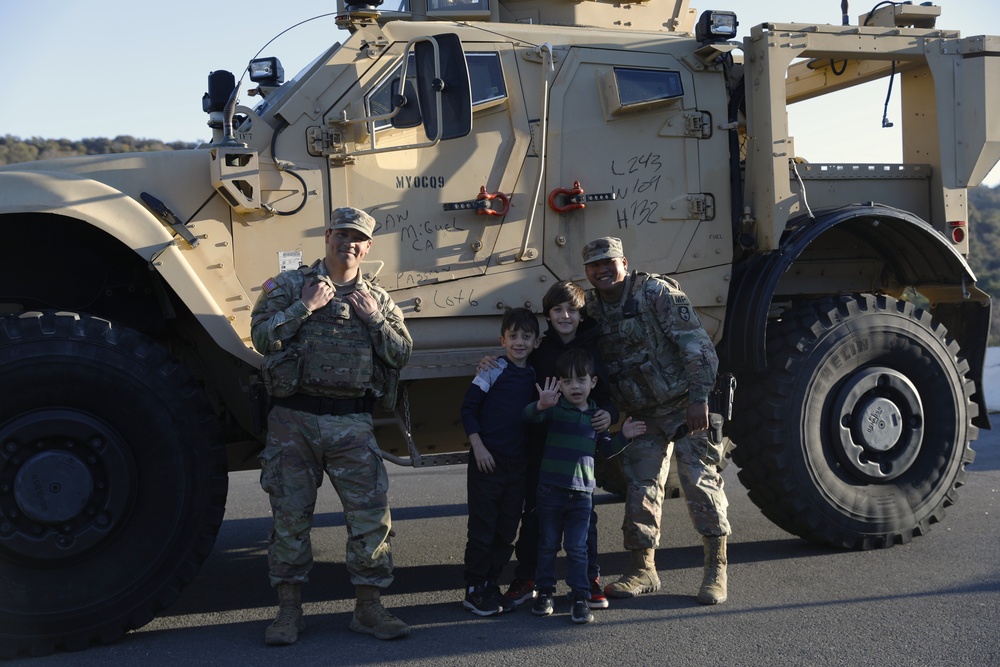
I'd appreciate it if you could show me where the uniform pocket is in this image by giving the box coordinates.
[262,348,301,398]
[258,446,285,497]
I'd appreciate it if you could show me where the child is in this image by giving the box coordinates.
[495,281,618,611]
[460,307,540,616]
[524,348,645,624]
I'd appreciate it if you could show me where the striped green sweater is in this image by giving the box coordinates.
[523,397,630,492]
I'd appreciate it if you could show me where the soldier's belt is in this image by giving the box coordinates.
[272,393,374,416]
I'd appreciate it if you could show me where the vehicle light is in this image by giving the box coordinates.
[696,10,738,43]
[948,220,967,244]
[248,57,285,87]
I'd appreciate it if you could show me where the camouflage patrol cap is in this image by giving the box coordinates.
[329,207,376,239]
[582,237,624,264]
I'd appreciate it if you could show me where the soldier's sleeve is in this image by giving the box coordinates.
[249,274,311,354]
[649,278,719,403]
[598,430,630,459]
[367,288,413,370]
[588,347,621,424]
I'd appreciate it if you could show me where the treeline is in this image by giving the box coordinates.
[4,133,1000,342]
[0,135,198,165]
[967,186,1000,344]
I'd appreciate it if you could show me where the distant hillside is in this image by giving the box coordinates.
[0,135,198,164]
[4,134,1000,342]
[968,185,1000,344]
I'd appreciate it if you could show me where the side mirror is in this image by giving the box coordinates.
[413,33,472,141]
[390,78,423,129]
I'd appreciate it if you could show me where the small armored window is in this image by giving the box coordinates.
[604,68,684,116]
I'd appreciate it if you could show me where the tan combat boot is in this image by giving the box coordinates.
[349,585,411,640]
[697,535,728,605]
[604,548,661,598]
[264,583,305,646]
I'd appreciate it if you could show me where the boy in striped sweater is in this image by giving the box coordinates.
[523,348,645,624]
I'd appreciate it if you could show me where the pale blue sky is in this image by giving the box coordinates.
[2,0,998,185]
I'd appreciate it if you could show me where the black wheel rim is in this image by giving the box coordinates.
[831,366,923,482]
[1,409,135,561]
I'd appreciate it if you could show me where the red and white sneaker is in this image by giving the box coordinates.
[587,578,609,609]
[504,578,537,605]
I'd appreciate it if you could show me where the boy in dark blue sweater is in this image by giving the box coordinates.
[460,307,540,616]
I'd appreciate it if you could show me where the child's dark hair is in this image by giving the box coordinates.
[501,307,540,337]
[542,280,586,315]
[555,348,594,379]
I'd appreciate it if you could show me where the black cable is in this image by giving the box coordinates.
[861,2,901,127]
[268,119,308,216]
[881,61,896,128]
[863,1,898,26]
[274,169,309,216]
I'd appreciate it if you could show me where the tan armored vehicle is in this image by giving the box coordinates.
[1,0,996,655]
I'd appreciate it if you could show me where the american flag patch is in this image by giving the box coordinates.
[262,277,279,294]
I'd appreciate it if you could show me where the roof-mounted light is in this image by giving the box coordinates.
[696,10,738,43]
[344,0,384,11]
[248,57,285,87]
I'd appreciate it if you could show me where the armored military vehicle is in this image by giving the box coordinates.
[1,0,996,655]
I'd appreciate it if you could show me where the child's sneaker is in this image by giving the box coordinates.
[463,584,500,617]
[488,581,516,613]
[531,591,554,617]
[587,578,609,609]
[571,599,594,624]
[503,578,537,605]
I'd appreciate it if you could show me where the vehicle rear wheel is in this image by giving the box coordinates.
[0,311,228,657]
[729,294,977,549]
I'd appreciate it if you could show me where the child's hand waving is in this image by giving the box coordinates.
[535,377,561,410]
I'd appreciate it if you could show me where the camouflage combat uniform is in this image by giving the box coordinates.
[586,271,730,549]
[251,258,412,588]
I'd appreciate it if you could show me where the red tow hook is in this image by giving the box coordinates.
[443,186,510,216]
[476,186,510,216]
[548,180,586,212]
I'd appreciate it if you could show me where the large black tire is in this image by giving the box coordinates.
[729,294,977,550]
[0,312,228,657]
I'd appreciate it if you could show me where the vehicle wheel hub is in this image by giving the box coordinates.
[833,367,923,482]
[15,451,93,523]
[0,409,134,560]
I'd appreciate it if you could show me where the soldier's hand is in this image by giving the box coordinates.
[591,409,612,432]
[686,401,710,433]
[621,416,646,440]
[477,355,499,374]
[301,278,335,312]
[345,289,378,323]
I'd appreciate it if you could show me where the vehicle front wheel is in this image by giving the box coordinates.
[0,311,228,657]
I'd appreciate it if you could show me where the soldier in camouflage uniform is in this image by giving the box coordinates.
[582,237,730,605]
[251,207,413,645]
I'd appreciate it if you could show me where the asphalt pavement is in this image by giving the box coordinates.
[15,426,1000,667]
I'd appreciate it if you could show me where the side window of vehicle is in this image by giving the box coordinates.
[366,51,506,132]
[602,67,684,116]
